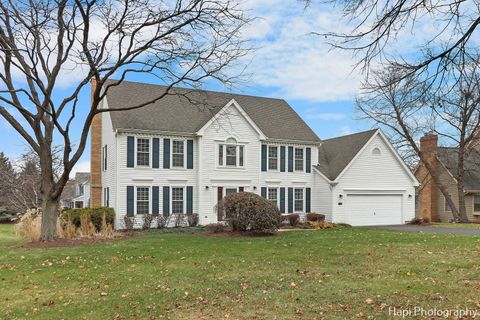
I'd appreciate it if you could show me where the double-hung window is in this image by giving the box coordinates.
[295,148,304,171]
[102,145,108,171]
[172,140,185,167]
[268,146,278,170]
[218,138,244,167]
[294,188,304,212]
[136,138,150,166]
[268,188,278,207]
[103,187,110,207]
[474,195,480,212]
[172,187,184,214]
[136,187,150,215]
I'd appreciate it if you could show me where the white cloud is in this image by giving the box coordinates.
[339,125,352,136]
[70,160,90,178]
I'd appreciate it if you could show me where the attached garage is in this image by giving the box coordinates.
[344,194,403,226]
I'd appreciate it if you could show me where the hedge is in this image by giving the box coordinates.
[62,207,115,231]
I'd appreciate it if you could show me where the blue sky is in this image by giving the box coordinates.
[0,1,371,175]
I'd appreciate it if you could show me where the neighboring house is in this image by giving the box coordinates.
[416,134,480,222]
[90,80,418,229]
[60,172,90,209]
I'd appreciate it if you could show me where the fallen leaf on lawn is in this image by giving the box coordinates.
[365,298,374,305]
[100,292,108,297]
[42,300,54,307]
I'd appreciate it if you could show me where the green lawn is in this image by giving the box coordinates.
[1,225,480,319]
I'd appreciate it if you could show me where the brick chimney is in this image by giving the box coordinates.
[418,133,438,221]
[89,78,102,207]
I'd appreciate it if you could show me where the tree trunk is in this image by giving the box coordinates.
[40,197,59,241]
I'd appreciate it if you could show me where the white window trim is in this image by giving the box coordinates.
[170,186,186,214]
[268,145,279,171]
[135,137,152,168]
[294,147,305,172]
[216,141,246,168]
[293,187,305,213]
[171,139,186,169]
[267,187,279,208]
[135,186,151,215]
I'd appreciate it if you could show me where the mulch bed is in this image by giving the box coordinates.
[14,232,139,249]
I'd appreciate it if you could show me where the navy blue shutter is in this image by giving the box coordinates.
[261,145,267,171]
[280,146,286,172]
[152,138,160,169]
[163,138,170,169]
[306,187,311,213]
[126,186,134,217]
[261,187,267,198]
[306,147,311,173]
[152,186,159,216]
[280,187,285,213]
[288,187,293,213]
[288,147,294,172]
[187,140,194,169]
[186,186,193,214]
[127,136,135,168]
[163,186,170,216]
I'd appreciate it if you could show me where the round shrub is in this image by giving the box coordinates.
[220,192,281,233]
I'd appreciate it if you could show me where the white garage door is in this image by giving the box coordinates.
[345,194,403,226]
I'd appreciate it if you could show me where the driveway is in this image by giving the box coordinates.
[373,225,480,235]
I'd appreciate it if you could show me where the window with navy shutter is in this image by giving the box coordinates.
[163,186,170,216]
[186,186,193,214]
[306,147,311,173]
[163,138,170,169]
[288,187,293,213]
[261,144,267,171]
[152,138,160,169]
[306,187,311,213]
[280,187,285,213]
[288,146,293,172]
[280,146,286,172]
[152,186,159,215]
[127,136,135,168]
[126,186,134,216]
[187,140,193,169]
[261,187,267,198]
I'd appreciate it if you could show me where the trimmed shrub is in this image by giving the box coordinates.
[283,214,300,227]
[187,214,199,227]
[142,213,154,230]
[123,215,134,231]
[206,223,227,233]
[408,217,430,225]
[62,207,115,231]
[306,213,325,222]
[220,192,281,233]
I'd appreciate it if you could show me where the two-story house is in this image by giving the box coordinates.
[60,172,90,209]
[90,80,418,228]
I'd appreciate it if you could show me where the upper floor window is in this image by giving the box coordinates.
[268,146,278,170]
[218,138,244,168]
[136,138,150,166]
[295,148,304,171]
[172,140,185,168]
[136,186,150,215]
[102,145,108,171]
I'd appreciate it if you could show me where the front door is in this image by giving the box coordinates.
[217,187,243,221]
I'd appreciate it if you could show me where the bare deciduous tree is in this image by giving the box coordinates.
[0,0,249,240]
[357,55,480,222]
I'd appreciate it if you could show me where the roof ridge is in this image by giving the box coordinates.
[322,128,378,143]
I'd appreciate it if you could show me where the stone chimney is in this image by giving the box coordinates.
[89,78,102,207]
[418,133,438,222]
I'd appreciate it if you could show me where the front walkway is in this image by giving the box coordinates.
[373,225,480,236]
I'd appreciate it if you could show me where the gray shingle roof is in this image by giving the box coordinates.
[437,147,480,191]
[315,129,378,180]
[104,80,320,142]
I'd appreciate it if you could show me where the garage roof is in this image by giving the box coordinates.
[315,129,378,180]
